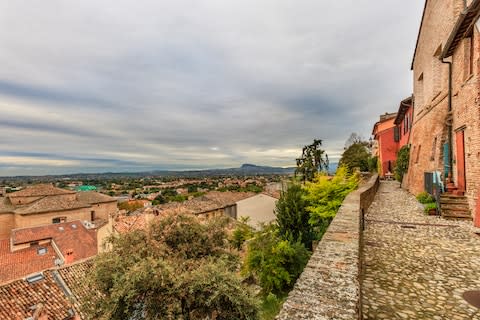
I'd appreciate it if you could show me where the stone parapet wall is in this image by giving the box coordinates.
[276,175,379,320]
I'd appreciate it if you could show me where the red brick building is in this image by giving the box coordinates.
[406,0,480,225]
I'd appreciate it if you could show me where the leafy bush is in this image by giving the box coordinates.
[243,225,310,295]
[395,145,410,182]
[368,156,378,173]
[416,192,434,204]
[303,166,359,224]
[260,293,287,320]
[424,202,437,214]
[231,217,254,250]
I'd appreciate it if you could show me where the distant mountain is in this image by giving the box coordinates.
[0,163,344,181]
[0,164,296,181]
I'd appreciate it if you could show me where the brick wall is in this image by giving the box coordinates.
[407,0,480,219]
[276,175,379,320]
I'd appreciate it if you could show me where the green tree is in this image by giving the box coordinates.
[275,183,314,249]
[295,139,329,182]
[339,142,370,172]
[243,225,310,295]
[395,145,410,182]
[83,214,259,320]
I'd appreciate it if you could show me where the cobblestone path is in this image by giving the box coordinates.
[362,181,480,319]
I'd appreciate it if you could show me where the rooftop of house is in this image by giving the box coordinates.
[155,191,254,216]
[203,191,255,207]
[12,221,97,264]
[76,191,117,204]
[0,188,117,215]
[394,96,413,125]
[372,113,398,136]
[0,239,57,284]
[57,259,94,318]
[8,184,75,198]
[14,194,91,215]
[0,270,78,320]
[441,0,480,58]
[114,214,148,234]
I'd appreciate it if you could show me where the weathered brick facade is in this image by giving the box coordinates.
[407,0,480,225]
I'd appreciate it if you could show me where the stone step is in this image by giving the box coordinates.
[440,194,468,200]
[441,204,472,220]
[440,203,470,210]
[441,212,473,220]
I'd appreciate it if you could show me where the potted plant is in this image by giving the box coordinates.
[424,202,437,215]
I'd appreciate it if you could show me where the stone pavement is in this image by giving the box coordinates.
[362,181,480,320]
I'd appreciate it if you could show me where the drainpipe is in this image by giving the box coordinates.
[441,58,453,182]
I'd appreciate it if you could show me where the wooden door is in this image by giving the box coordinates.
[455,130,466,192]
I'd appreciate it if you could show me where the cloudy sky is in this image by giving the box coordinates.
[0,0,424,176]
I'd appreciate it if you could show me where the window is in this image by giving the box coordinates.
[416,73,424,109]
[464,31,474,79]
[430,137,437,161]
[394,126,400,142]
[52,217,66,224]
[416,145,422,164]
[470,32,474,76]
[37,247,47,255]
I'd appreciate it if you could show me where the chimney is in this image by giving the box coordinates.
[32,303,48,320]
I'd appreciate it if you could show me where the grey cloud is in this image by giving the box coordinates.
[0,0,424,175]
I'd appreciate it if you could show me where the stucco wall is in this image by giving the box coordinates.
[14,208,91,229]
[0,213,14,239]
[236,194,277,229]
[90,201,117,221]
[276,175,379,320]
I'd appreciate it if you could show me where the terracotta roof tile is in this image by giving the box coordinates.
[114,214,147,234]
[12,221,97,265]
[8,184,75,198]
[14,195,91,215]
[0,271,76,320]
[76,191,116,204]
[58,260,94,317]
[203,191,255,206]
[0,239,57,284]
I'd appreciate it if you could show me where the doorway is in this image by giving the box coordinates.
[455,129,466,192]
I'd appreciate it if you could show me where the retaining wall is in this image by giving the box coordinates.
[276,174,379,320]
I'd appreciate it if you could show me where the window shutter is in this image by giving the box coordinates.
[394,126,400,142]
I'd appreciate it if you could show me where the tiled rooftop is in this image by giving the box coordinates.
[114,214,148,234]
[157,191,255,215]
[58,259,94,317]
[14,194,91,215]
[203,191,254,207]
[76,191,117,204]
[12,221,97,265]
[0,239,57,284]
[0,271,77,320]
[8,184,75,198]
